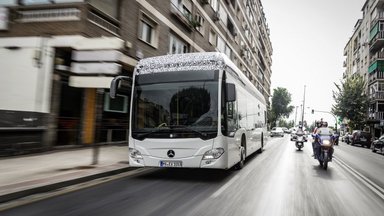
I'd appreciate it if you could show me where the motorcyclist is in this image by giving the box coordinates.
[296,125,306,141]
[314,121,334,160]
[312,120,322,157]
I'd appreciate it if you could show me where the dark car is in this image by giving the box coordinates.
[351,130,372,148]
[372,135,384,154]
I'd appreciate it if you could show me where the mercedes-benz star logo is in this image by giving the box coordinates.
[167,150,175,158]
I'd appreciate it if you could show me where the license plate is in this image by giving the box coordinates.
[360,138,367,142]
[160,161,182,167]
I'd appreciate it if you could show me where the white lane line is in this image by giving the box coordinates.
[334,157,384,200]
[210,174,240,199]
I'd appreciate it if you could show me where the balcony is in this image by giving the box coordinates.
[370,31,384,52]
[369,71,384,84]
[370,91,384,100]
[369,60,384,73]
[370,112,384,120]
[170,3,195,31]
[371,11,384,26]
[11,2,121,36]
[369,51,384,64]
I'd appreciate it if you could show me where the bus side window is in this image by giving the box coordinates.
[226,100,237,136]
[227,101,234,118]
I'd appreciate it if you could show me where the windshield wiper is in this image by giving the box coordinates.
[169,125,209,140]
[133,128,170,141]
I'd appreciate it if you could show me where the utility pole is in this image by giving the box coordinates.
[301,85,306,127]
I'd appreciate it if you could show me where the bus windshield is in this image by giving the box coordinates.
[132,70,219,140]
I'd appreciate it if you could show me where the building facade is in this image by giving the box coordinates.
[0,0,273,155]
[344,0,384,136]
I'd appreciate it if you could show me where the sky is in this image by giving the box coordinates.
[262,0,365,127]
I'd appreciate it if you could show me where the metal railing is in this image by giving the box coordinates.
[375,112,384,120]
[87,11,120,36]
[372,31,384,45]
[370,51,384,63]
[370,91,384,99]
[369,71,384,83]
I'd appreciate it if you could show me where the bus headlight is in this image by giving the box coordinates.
[129,148,143,159]
[203,148,224,160]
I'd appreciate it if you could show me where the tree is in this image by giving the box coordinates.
[332,74,369,131]
[268,87,294,128]
[278,119,294,128]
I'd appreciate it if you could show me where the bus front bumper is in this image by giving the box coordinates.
[129,154,228,169]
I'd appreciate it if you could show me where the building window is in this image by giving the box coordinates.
[218,3,228,26]
[227,18,235,36]
[225,44,231,58]
[172,0,192,19]
[217,35,231,58]
[210,0,218,11]
[169,34,189,54]
[217,35,225,53]
[138,13,158,47]
[195,13,205,34]
[209,29,217,45]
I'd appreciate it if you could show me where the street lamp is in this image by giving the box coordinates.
[301,85,306,127]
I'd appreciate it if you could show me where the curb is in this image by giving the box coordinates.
[0,166,136,204]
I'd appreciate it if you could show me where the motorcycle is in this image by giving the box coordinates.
[295,134,307,150]
[313,133,334,170]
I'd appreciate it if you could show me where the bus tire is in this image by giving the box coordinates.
[235,136,246,170]
[257,133,264,153]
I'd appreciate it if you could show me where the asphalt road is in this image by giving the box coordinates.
[2,135,384,216]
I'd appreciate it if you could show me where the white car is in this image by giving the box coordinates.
[270,127,284,137]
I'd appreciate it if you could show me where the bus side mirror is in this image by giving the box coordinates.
[110,76,132,99]
[226,83,236,102]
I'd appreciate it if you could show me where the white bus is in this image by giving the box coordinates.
[110,52,267,169]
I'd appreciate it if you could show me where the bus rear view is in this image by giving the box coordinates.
[110,52,267,169]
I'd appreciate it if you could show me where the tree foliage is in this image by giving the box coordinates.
[332,75,369,130]
[268,87,294,127]
[278,119,294,128]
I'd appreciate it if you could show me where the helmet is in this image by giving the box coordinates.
[316,121,321,127]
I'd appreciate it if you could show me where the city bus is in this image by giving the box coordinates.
[110,52,267,169]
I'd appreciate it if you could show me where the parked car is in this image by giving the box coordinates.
[270,127,284,137]
[372,135,384,154]
[351,130,372,148]
[282,127,290,134]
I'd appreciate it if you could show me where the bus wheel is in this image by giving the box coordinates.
[235,146,245,170]
[257,134,264,153]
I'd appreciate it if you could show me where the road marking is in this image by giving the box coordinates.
[211,174,240,198]
[334,157,384,200]
[0,168,154,212]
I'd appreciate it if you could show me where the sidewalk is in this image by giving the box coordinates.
[0,145,133,203]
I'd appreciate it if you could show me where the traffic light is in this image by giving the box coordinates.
[311,109,314,114]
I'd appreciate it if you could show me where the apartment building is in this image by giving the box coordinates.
[368,0,384,136]
[0,0,272,155]
[344,0,384,136]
